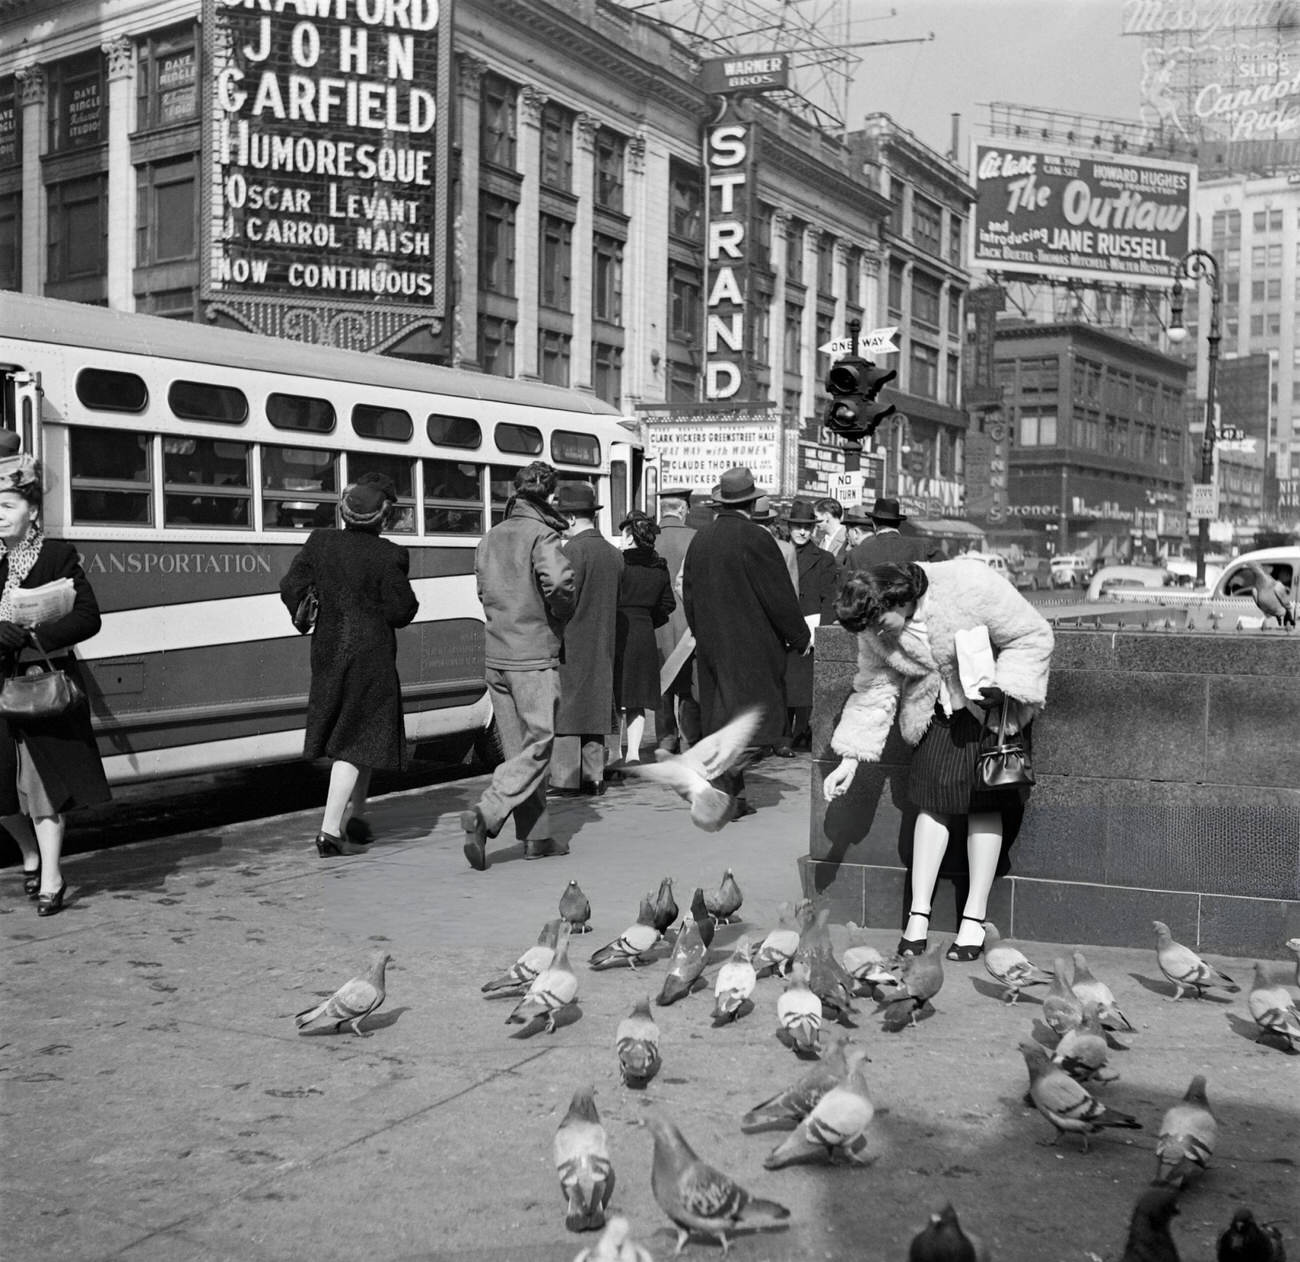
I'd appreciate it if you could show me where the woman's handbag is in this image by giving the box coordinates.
[292,586,319,635]
[0,632,85,723]
[977,696,1035,790]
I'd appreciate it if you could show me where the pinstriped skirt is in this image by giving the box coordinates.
[907,704,1030,816]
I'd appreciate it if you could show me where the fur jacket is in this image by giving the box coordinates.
[830,559,1054,763]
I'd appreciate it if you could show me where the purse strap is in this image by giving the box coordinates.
[21,630,62,675]
[981,695,1013,747]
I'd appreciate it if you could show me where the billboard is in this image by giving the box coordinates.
[970,138,1195,286]
[202,0,453,319]
[699,53,790,96]
[641,406,782,492]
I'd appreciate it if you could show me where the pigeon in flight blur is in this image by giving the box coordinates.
[1245,561,1295,629]
[294,951,390,1037]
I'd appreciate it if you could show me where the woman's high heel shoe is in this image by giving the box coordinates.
[21,863,41,898]
[946,916,988,962]
[315,832,368,857]
[897,909,930,957]
[36,881,67,917]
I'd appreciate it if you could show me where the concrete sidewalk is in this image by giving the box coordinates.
[1,757,1295,1262]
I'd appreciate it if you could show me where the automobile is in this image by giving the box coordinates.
[1212,546,1299,601]
[1163,556,1224,590]
[964,551,1011,580]
[1085,565,1173,601]
[1049,555,1092,588]
[1011,554,1050,591]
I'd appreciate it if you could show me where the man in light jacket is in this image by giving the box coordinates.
[461,462,575,869]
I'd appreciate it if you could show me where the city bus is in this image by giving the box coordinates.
[0,294,645,783]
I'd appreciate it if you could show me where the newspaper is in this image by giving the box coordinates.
[9,577,75,626]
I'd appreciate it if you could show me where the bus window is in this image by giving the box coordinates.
[609,458,628,528]
[69,426,152,524]
[168,380,248,424]
[267,392,335,433]
[494,422,543,455]
[423,458,484,534]
[163,437,251,528]
[551,430,600,466]
[262,444,338,529]
[76,368,148,413]
[348,452,416,533]
[489,463,524,526]
[352,403,413,442]
[428,414,481,448]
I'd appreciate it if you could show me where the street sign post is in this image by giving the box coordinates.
[818,326,900,357]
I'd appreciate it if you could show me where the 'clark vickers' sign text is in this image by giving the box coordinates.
[642,408,781,490]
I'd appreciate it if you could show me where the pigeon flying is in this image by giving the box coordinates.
[644,1110,790,1255]
[754,901,812,978]
[554,1085,615,1233]
[571,1215,656,1262]
[1247,961,1300,1050]
[712,936,757,1023]
[294,950,390,1037]
[650,876,679,935]
[561,880,593,935]
[482,920,561,995]
[1153,921,1239,1000]
[624,707,763,831]
[777,962,823,1056]
[1154,1074,1217,1189]
[763,1046,874,1169]
[703,869,743,924]
[983,922,1053,1003]
[615,996,662,1087]
[1245,561,1295,629]
[1019,1039,1141,1151]
[507,922,578,1032]
[657,916,708,1007]
[741,1034,852,1133]
[1216,1207,1286,1262]
[1121,1187,1181,1262]
[908,1203,989,1262]
[590,903,661,970]
[1071,949,1134,1032]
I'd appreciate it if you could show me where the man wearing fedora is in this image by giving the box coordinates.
[845,496,942,570]
[781,499,841,754]
[840,504,874,569]
[653,488,701,754]
[682,467,810,814]
[752,496,799,593]
[549,481,621,801]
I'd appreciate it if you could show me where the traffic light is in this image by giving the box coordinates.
[823,354,897,442]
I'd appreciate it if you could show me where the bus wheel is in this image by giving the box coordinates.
[471,720,505,770]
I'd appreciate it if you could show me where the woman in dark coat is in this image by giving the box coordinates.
[613,512,675,764]
[0,455,110,916]
[280,476,419,857]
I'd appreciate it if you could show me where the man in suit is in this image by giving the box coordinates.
[654,488,701,753]
[781,499,840,754]
[549,482,622,802]
[839,505,874,572]
[814,498,847,559]
[844,497,943,570]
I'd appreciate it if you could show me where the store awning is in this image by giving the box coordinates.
[908,518,987,538]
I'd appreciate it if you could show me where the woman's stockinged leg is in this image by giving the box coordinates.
[956,809,1003,948]
[343,766,372,836]
[624,709,646,764]
[322,760,363,838]
[904,809,950,941]
[1,811,40,872]
[32,813,65,896]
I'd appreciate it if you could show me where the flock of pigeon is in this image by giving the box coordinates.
[293,865,1299,1260]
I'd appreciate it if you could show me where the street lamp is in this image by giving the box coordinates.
[1167,249,1221,588]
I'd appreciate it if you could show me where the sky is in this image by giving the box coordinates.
[841,0,1147,159]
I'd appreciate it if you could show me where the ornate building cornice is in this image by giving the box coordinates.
[575,112,600,152]
[102,35,134,80]
[16,64,45,107]
[519,84,549,126]
[456,53,488,99]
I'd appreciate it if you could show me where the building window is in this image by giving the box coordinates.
[47,174,108,283]
[947,290,962,338]
[669,266,701,342]
[669,161,702,240]
[540,214,572,311]
[593,342,622,408]
[479,193,516,296]
[1017,409,1057,446]
[1251,243,1283,269]
[0,78,21,170]
[947,214,964,265]
[784,303,803,368]
[816,233,834,296]
[887,183,904,234]
[1252,208,1283,232]
[480,73,517,169]
[136,157,197,265]
[753,203,773,270]
[0,192,19,291]
[912,273,941,328]
[668,357,697,404]
[478,315,515,376]
[136,25,198,131]
[785,220,804,284]
[1020,355,1060,395]
[753,294,771,365]
[947,352,960,405]
[844,246,861,307]
[1211,209,1241,244]
[593,234,623,325]
[815,308,834,382]
[594,127,624,212]
[887,259,905,314]
[48,52,105,152]
[913,195,942,255]
[539,101,573,191]
[539,329,571,386]
[909,342,939,398]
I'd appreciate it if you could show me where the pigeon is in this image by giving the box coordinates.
[561,880,593,935]
[794,908,857,1018]
[777,962,823,1056]
[294,951,390,1037]
[754,901,811,979]
[657,916,708,1007]
[481,920,562,995]
[1043,956,1084,1037]
[1217,1208,1286,1262]
[590,903,661,971]
[763,1046,874,1169]
[555,1085,615,1234]
[982,922,1053,1003]
[879,940,945,1030]
[908,1203,989,1262]
[644,1110,790,1255]
[1245,561,1295,629]
[1154,1074,1218,1189]
[1153,921,1239,1000]
[649,876,679,936]
[1247,961,1300,1050]
[841,933,900,997]
[571,1216,656,1262]
[686,886,716,949]
[507,922,578,1031]
[1286,937,1300,989]
[703,869,743,925]
[1019,1039,1141,1151]
[624,707,763,831]
[1071,950,1134,1032]
[1121,1187,1182,1262]
[740,1034,853,1133]
[1053,1001,1119,1085]
[616,996,662,1087]
[712,936,757,1023]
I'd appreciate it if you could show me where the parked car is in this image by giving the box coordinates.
[1049,555,1092,588]
[1085,565,1173,601]
[1212,547,1299,601]
[1012,554,1050,591]
[964,551,1012,581]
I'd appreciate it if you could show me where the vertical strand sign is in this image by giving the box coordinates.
[202,0,453,316]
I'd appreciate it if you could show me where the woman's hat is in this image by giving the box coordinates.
[785,498,818,526]
[869,496,907,525]
[555,482,601,513]
[340,481,391,526]
[713,466,764,505]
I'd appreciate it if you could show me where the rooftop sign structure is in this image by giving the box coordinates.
[699,52,790,95]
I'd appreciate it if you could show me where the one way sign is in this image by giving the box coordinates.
[818,326,900,357]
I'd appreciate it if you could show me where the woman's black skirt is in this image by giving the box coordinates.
[907,704,1031,816]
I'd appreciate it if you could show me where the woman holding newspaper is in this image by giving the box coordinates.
[0,455,109,916]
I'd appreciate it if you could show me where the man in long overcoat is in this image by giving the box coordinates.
[550,482,621,796]
[653,488,700,753]
[781,499,840,754]
[844,497,944,569]
[682,467,810,816]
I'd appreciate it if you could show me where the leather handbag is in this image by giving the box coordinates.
[292,586,319,635]
[0,632,85,723]
[977,696,1035,790]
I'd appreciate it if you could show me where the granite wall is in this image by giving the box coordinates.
[801,624,1300,956]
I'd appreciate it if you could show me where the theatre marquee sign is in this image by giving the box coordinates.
[202,0,453,318]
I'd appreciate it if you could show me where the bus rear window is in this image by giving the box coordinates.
[495,422,543,455]
[551,430,600,466]
[69,426,152,524]
[428,414,481,448]
[267,392,335,433]
[352,404,413,442]
[168,380,248,424]
[76,368,148,413]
